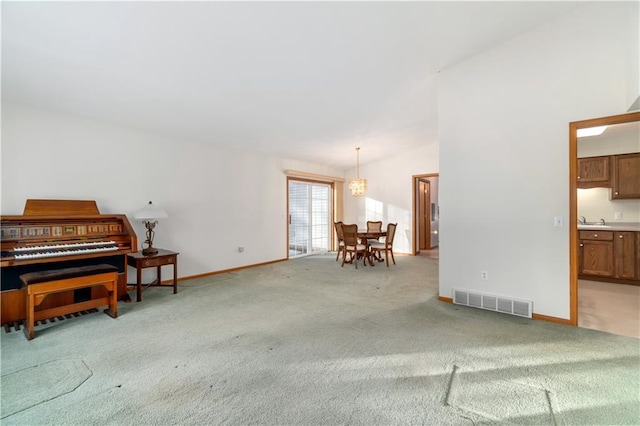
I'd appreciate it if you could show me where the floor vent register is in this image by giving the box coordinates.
[453,289,533,318]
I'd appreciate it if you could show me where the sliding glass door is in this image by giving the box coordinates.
[288,179,332,258]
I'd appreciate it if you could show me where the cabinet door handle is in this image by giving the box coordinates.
[615,192,619,195]
[594,234,598,238]
[579,243,583,247]
[619,235,623,238]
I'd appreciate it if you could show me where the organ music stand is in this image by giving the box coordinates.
[133,201,168,256]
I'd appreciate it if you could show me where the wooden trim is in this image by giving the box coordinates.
[569,111,640,327]
[532,313,573,326]
[283,169,345,183]
[571,111,640,128]
[175,258,288,283]
[569,120,579,326]
[411,173,439,255]
[438,296,453,303]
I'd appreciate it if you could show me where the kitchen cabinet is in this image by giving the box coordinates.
[614,232,637,280]
[577,156,610,188]
[579,231,614,277]
[611,153,640,199]
[579,230,639,283]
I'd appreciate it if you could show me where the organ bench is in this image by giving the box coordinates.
[20,264,119,340]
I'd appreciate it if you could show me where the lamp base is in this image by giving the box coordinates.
[142,247,159,256]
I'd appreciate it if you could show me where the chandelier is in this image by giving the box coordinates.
[348,147,367,196]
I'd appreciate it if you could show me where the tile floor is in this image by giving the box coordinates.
[578,279,640,339]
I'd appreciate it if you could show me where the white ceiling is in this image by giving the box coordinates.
[2,1,585,169]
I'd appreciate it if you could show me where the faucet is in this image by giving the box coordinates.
[579,216,587,225]
[600,218,605,225]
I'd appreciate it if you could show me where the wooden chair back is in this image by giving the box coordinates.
[341,224,359,246]
[334,221,344,242]
[386,223,397,246]
[366,221,383,233]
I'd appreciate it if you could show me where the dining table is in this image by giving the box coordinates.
[357,230,387,266]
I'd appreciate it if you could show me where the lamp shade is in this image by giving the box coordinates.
[349,147,367,196]
[349,178,367,196]
[134,201,168,220]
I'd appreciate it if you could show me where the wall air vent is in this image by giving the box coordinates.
[452,289,533,318]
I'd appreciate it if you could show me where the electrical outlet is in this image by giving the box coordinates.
[554,216,564,228]
[481,271,488,280]
[614,212,622,220]
[238,246,245,253]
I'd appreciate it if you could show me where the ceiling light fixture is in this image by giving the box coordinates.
[577,126,608,138]
[348,147,367,197]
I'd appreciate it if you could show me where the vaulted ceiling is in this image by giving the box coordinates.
[2,1,585,169]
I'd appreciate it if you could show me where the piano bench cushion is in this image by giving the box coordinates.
[19,264,119,286]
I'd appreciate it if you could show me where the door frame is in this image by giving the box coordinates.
[411,173,439,255]
[568,111,640,326]
[286,176,335,259]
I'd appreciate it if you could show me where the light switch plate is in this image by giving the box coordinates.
[554,216,564,227]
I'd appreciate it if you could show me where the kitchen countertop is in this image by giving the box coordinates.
[578,222,640,232]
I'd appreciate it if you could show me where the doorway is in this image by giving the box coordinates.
[569,112,640,336]
[412,173,439,256]
[287,178,333,258]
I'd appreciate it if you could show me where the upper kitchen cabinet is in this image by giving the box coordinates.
[611,153,640,199]
[577,156,610,188]
[576,116,640,198]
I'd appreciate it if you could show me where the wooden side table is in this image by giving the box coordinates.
[127,249,179,302]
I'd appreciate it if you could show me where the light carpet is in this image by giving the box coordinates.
[1,254,638,425]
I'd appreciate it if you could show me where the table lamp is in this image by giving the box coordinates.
[134,201,168,256]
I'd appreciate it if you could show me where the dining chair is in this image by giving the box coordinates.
[341,223,368,269]
[369,223,397,267]
[334,221,345,262]
[366,220,384,261]
[366,221,383,241]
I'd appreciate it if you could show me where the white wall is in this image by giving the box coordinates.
[578,188,640,224]
[342,142,439,254]
[625,1,640,109]
[1,103,345,279]
[438,2,638,319]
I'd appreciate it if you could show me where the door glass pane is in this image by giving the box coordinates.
[311,185,330,253]
[289,181,309,257]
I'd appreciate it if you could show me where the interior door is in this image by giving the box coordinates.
[418,180,430,250]
[412,173,439,255]
[288,179,332,258]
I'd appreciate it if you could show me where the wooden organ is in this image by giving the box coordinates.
[1,199,138,328]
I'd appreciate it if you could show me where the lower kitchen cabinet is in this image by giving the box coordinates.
[614,231,637,279]
[580,232,614,277]
[579,230,639,283]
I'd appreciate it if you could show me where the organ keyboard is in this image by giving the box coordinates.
[1,199,138,327]
[12,240,120,260]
